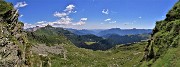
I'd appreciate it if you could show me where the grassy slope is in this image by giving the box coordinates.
[141,45,180,67]
[85,42,96,45]
[140,1,180,67]
[50,42,147,67]
[0,0,13,14]
[27,27,73,46]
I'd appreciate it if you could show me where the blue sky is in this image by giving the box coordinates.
[6,0,178,29]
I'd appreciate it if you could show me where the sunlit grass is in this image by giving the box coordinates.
[85,42,96,45]
[49,42,147,67]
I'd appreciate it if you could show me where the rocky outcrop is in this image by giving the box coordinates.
[31,44,67,60]
[0,1,31,67]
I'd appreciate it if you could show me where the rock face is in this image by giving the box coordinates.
[0,1,31,67]
[31,44,67,60]
[143,1,180,61]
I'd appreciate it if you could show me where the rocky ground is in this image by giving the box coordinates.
[31,44,67,59]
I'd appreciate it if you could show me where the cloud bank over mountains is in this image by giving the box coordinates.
[24,4,87,29]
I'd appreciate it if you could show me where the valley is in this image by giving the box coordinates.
[27,25,150,50]
[0,0,180,67]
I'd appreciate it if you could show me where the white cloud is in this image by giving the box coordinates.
[14,1,28,9]
[57,16,72,25]
[37,21,46,24]
[138,16,142,19]
[52,4,86,26]
[73,11,77,13]
[19,14,23,17]
[25,21,48,28]
[104,18,111,21]
[37,23,48,27]
[54,4,76,18]
[51,4,75,26]
[40,23,48,26]
[73,21,86,25]
[80,18,88,21]
[109,21,116,24]
[64,4,75,12]
[24,4,87,29]
[47,16,73,26]
[30,17,87,28]
[73,18,88,25]
[100,23,104,24]
[24,23,35,29]
[54,12,67,17]
[102,9,109,14]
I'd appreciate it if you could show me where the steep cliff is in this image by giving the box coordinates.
[142,0,180,65]
[0,0,31,67]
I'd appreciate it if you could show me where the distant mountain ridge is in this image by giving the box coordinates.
[65,28,152,36]
[65,28,104,35]
[26,27,152,37]
[97,28,152,36]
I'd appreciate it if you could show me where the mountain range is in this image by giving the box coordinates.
[65,28,152,36]
[1,0,180,67]
[26,25,150,50]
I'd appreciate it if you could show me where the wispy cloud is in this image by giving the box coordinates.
[14,1,28,9]
[138,16,142,19]
[37,21,46,24]
[104,18,111,21]
[80,18,88,21]
[109,21,116,24]
[123,22,134,25]
[54,12,67,17]
[19,14,23,17]
[73,21,85,25]
[102,9,109,14]
[64,4,75,12]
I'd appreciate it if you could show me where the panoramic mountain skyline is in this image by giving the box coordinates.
[7,0,178,29]
[2,0,180,66]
